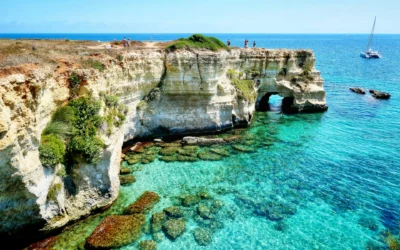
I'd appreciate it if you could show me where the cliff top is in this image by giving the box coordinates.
[0,38,313,79]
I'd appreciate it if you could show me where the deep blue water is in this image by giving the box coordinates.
[6,34,399,249]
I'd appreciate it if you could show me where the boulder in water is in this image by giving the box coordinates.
[28,236,58,250]
[164,206,184,218]
[120,175,136,185]
[350,87,366,94]
[370,90,391,99]
[138,240,157,250]
[163,219,186,239]
[193,228,212,246]
[151,211,167,233]
[125,191,160,214]
[85,214,145,249]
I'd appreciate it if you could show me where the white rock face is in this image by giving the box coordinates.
[0,48,327,234]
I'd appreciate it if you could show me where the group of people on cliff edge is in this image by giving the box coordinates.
[226,39,256,48]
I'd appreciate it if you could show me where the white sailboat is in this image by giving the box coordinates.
[360,16,381,59]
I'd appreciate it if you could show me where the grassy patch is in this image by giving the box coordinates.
[39,135,66,166]
[47,183,62,202]
[166,34,229,52]
[82,59,105,72]
[232,78,257,102]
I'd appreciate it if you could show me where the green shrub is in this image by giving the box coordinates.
[39,135,66,166]
[166,34,229,52]
[69,97,102,137]
[68,135,104,164]
[105,95,119,108]
[69,73,81,96]
[117,54,124,61]
[232,78,257,102]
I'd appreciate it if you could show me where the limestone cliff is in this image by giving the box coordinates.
[0,46,327,237]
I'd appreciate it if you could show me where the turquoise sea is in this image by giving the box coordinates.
[4,34,400,249]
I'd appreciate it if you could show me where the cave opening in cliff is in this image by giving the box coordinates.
[256,92,284,112]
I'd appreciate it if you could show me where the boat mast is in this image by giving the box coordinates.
[366,16,376,50]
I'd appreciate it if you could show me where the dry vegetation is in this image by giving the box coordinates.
[0,39,156,73]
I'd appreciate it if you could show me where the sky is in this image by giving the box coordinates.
[1,0,399,34]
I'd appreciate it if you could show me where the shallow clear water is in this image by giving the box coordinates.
[29,34,400,249]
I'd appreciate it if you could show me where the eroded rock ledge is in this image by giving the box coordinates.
[0,46,327,239]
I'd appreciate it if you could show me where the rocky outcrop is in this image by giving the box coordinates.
[370,90,391,99]
[0,47,327,237]
[350,87,366,94]
[182,136,224,146]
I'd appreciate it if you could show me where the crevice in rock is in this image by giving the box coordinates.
[196,54,204,88]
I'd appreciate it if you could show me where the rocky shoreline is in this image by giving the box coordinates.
[0,39,328,246]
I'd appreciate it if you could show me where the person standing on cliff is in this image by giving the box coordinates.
[227,39,231,46]
[244,39,249,48]
[253,41,256,48]
[127,38,131,47]
[122,37,127,47]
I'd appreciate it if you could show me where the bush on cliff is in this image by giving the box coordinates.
[232,78,257,102]
[166,34,229,52]
[39,134,66,166]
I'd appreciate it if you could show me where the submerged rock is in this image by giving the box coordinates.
[232,144,255,153]
[28,236,58,250]
[125,191,160,214]
[358,216,379,231]
[274,221,288,232]
[160,155,178,162]
[151,211,167,233]
[182,195,200,207]
[177,154,198,162]
[198,204,212,219]
[85,214,145,249]
[159,147,180,156]
[210,148,230,156]
[119,175,136,185]
[370,89,391,99]
[164,206,184,218]
[197,151,223,161]
[142,154,156,164]
[198,191,212,200]
[350,87,366,94]
[120,167,132,175]
[152,231,166,243]
[139,240,157,250]
[163,219,186,239]
[193,228,212,246]
[182,137,225,146]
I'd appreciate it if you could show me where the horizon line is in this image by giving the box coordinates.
[1,32,400,35]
